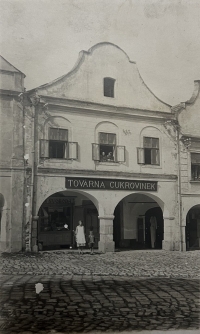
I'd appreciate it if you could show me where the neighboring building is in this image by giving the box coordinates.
[172,81,200,251]
[0,43,199,253]
[0,55,26,252]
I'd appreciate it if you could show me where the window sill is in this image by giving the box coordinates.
[190,180,200,183]
[96,161,120,166]
[40,158,74,163]
[140,164,162,169]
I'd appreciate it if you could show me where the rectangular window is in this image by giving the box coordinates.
[99,132,116,162]
[104,78,115,98]
[144,137,159,165]
[49,128,68,159]
[137,137,160,165]
[191,153,200,180]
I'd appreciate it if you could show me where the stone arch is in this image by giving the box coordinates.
[36,189,103,251]
[111,191,165,250]
[36,187,103,217]
[182,198,200,224]
[185,203,200,250]
[110,191,165,216]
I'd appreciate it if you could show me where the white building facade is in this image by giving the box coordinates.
[24,43,180,253]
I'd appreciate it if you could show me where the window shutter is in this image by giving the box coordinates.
[68,142,78,160]
[92,143,100,161]
[137,148,145,164]
[40,140,49,158]
[116,145,125,162]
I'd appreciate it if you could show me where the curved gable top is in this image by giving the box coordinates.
[185,80,200,105]
[88,42,134,63]
[29,42,171,113]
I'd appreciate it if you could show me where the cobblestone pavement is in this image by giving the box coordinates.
[0,275,199,333]
[1,250,200,277]
[0,250,199,333]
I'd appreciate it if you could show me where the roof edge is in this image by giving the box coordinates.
[0,55,26,77]
[136,67,171,109]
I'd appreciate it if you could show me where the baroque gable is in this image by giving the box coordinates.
[29,42,171,113]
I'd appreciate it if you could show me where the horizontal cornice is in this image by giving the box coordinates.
[181,134,200,142]
[0,89,22,97]
[37,167,177,180]
[38,95,175,121]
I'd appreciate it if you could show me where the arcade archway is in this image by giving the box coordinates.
[37,190,99,251]
[186,204,200,250]
[113,193,164,250]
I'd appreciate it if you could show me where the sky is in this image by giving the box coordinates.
[0,0,200,105]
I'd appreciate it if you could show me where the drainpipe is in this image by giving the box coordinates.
[21,89,27,251]
[28,92,40,252]
[176,119,183,251]
[29,105,35,252]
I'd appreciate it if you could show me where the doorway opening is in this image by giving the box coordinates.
[37,191,99,251]
[113,193,164,250]
[186,205,200,250]
[0,193,5,244]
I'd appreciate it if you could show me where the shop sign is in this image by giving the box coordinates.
[65,177,157,191]
[43,197,75,207]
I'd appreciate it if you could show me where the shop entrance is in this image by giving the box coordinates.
[186,205,200,250]
[113,193,164,250]
[38,191,99,251]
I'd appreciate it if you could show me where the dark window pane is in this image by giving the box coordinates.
[144,137,152,148]
[191,153,200,164]
[49,128,68,141]
[104,78,115,98]
[59,129,68,141]
[152,138,159,148]
[49,141,66,159]
[100,132,108,144]
[108,133,116,144]
[50,128,59,140]
[144,148,151,164]
[191,164,200,180]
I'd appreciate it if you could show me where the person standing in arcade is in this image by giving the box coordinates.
[75,220,86,254]
[150,216,157,249]
[88,227,95,255]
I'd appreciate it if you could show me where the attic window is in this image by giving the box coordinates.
[104,78,115,98]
